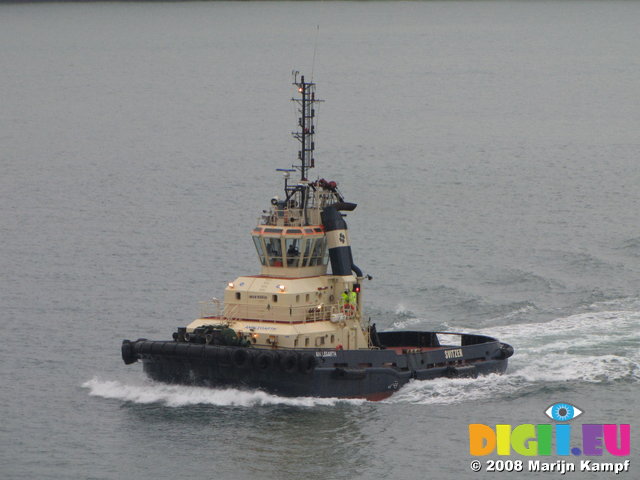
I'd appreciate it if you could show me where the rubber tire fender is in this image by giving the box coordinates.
[298,353,316,375]
[254,352,274,371]
[278,352,298,374]
[232,348,252,369]
[217,347,233,366]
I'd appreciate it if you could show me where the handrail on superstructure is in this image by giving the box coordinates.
[199,300,361,325]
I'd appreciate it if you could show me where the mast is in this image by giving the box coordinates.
[292,72,323,182]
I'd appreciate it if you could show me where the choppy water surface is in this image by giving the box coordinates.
[1,1,639,479]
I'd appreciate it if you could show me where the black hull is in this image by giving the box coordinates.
[123,331,513,400]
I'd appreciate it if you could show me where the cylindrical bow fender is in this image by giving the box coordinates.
[187,344,205,359]
[121,340,137,365]
[500,343,514,359]
[175,343,191,357]
[204,345,219,361]
[161,342,178,356]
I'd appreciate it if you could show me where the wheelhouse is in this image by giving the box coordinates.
[252,226,329,277]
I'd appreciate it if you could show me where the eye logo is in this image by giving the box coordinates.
[544,402,583,422]
[470,401,630,457]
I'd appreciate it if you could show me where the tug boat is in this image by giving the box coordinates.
[122,73,514,400]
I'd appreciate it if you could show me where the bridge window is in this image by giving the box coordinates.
[302,238,313,266]
[252,236,266,265]
[259,234,328,268]
[264,237,283,266]
[310,237,327,266]
[285,237,301,267]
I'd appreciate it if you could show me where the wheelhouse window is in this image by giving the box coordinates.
[323,241,330,265]
[252,236,266,265]
[302,238,313,266]
[285,237,301,267]
[260,233,327,269]
[310,237,327,266]
[264,237,283,266]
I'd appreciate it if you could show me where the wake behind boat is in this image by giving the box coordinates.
[122,73,513,400]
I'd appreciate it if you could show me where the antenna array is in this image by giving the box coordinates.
[291,72,323,181]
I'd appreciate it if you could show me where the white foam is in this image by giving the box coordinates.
[385,374,523,405]
[386,309,640,405]
[82,378,364,408]
[390,303,423,329]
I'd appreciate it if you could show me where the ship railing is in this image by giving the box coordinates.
[223,303,242,323]
[302,302,359,323]
[240,302,358,323]
[200,301,359,324]
[199,298,223,318]
[260,206,322,227]
[200,298,240,321]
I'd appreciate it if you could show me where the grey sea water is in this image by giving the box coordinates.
[1,1,639,479]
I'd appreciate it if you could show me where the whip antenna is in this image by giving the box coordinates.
[311,25,320,82]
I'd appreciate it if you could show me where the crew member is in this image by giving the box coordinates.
[340,289,357,316]
[340,290,350,307]
[348,289,357,306]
